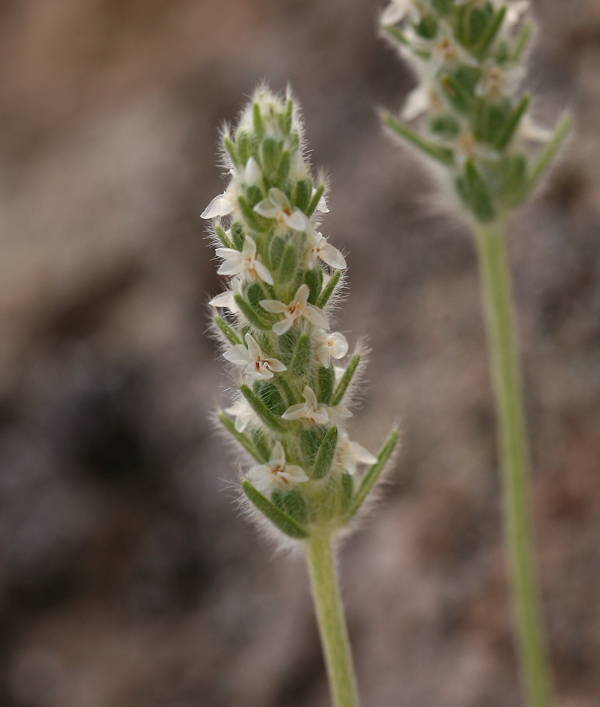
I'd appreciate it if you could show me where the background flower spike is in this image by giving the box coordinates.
[379,3,571,707]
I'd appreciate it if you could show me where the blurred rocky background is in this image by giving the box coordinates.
[0,0,598,705]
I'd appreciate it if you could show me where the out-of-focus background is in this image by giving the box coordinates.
[0,1,599,705]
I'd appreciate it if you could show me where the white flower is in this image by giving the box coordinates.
[304,226,347,270]
[519,114,552,143]
[442,131,501,166]
[315,191,329,213]
[380,0,424,26]
[248,441,309,493]
[201,157,262,220]
[315,330,349,368]
[475,64,524,100]
[335,433,378,474]
[209,277,242,312]
[282,386,351,425]
[260,284,329,336]
[202,177,238,219]
[401,80,445,121]
[505,1,530,28]
[216,236,273,285]
[254,188,308,231]
[404,22,478,74]
[225,399,255,433]
[224,333,287,382]
[242,156,263,186]
[282,386,330,424]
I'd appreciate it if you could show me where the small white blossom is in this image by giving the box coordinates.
[335,433,378,475]
[254,188,308,231]
[505,1,530,27]
[380,0,425,26]
[401,80,445,121]
[475,64,524,99]
[225,399,255,433]
[201,157,262,220]
[224,333,287,382]
[404,22,478,74]
[315,191,329,213]
[304,226,347,270]
[216,236,273,285]
[242,156,263,186]
[209,277,242,312]
[519,114,552,143]
[261,284,329,336]
[248,441,309,493]
[282,386,330,424]
[315,330,349,368]
[282,386,351,425]
[202,177,238,219]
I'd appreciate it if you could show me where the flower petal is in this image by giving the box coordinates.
[260,299,288,314]
[311,409,330,425]
[268,188,291,210]
[202,193,235,219]
[319,242,347,270]
[303,305,330,330]
[283,209,308,231]
[316,194,329,213]
[244,333,261,360]
[253,199,279,219]
[316,344,330,368]
[209,290,235,309]
[253,260,274,285]
[329,333,349,359]
[242,236,257,258]
[351,441,378,465]
[380,0,407,26]
[270,441,286,467]
[224,345,250,365]
[273,318,294,336]
[302,386,319,409]
[217,259,244,276]
[281,403,309,420]
[402,85,430,121]
[265,358,287,373]
[282,465,309,484]
[244,157,262,186]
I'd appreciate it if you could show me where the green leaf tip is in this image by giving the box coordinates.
[218,411,266,462]
[381,111,455,165]
[240,383,288,433]
[242,479,310,540]
[242,480,310,539]
[525,112,573,197]
[313,426,338,480]
[345,429,399,521]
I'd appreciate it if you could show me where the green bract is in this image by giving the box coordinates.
[204,87,398,540]
[380,0,571,224]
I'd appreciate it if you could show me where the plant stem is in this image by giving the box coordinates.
[305,535,360,707]
[474,222,553,707]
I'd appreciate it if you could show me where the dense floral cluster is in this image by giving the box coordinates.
[381,0,570,223]
[204,87,397,541]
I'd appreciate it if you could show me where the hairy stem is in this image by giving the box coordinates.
[474,222,553,707]
[304,535,360,707]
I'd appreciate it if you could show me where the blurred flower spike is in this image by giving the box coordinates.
[204,86,398,542]
[380,0,571,224]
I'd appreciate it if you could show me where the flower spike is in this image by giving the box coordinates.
[205,85,399,707]
[204,86,397,540]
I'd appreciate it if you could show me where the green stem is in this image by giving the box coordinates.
[304,535,360,707]
[474,222,553,707]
